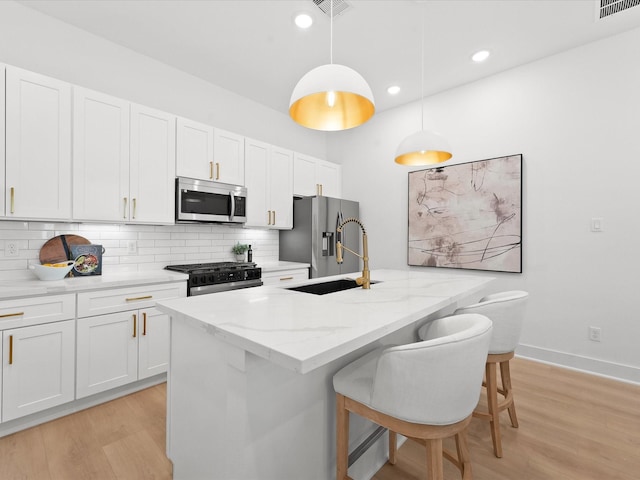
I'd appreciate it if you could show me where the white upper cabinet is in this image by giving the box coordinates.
[293,153,342,198]
[176,117,214,181]
[5,66,72,220]
[213,128,245,185]
[244,138,293,229]
[130,104,176,224]
[316,159,342,198]
[269,146,294,229]
[244,138,270,228]
[0,65,5,216]
[73,87,130,222]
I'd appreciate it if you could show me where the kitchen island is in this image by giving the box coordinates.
[156,269,493,480]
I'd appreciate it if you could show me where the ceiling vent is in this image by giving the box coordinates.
[596,0,640,20]
[313,0,352,18]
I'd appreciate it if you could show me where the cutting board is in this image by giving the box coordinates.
[39,234,91,265]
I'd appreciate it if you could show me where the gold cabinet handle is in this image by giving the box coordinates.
[266,210,271,225]
[280,276,294,281]
[0,311,24,319]
[209,161,214,179]
[132,198,137,219]
[320,184,323,196]
[133,314,137,338]
[143,312,147,336]
[125,295,153,302]
[123,197,128,219]
[9,335,13,365]
[10,187,15,214]
[216,162,220,180]
[272,210,276,225]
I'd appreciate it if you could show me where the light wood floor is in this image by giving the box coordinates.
[373,357,640,480]
[0,357,639,479]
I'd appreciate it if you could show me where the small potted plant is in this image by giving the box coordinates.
[232,242,249,262]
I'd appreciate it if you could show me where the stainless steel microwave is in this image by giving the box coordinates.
[176,177,247,224]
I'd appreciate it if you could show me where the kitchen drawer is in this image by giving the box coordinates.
[0,294,76,330]
[77,282,187,318]
[261,268,309,286]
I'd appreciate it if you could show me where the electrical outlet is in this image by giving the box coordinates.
[588,326,602,342]
[126,240,138,255]
[5,241,19,257]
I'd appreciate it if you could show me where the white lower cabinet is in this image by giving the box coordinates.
[76,306,170,398]
[2,320,75,422]
[75,282,185,399]
[261,267,309,286]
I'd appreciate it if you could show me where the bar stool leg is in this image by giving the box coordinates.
[486,361,503,458]
[336,394,350,479]
[389,430,397,465]
[425,438,444,480]
[500,360,519,428]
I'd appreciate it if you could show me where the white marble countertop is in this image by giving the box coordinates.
[156,269,493,374]
[257,261,310,272]
[0,270,188,301]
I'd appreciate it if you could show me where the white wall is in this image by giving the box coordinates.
[329,27,640,383]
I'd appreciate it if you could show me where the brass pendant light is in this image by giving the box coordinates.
[395,5,452,165]
[289,0,375,131]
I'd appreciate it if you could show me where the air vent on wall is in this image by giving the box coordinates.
[313,0,352,18]
[596,0,640,20]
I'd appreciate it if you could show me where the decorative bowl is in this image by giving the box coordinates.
[30,261,75,281]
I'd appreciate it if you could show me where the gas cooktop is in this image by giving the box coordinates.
[165,261,262,296]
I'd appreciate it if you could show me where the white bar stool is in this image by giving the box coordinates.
[450,290,529,458]
[334,313,493,480]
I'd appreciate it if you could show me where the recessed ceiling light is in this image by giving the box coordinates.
[472,50,490,63]
[387,85,401,95]
[294,13,313,29]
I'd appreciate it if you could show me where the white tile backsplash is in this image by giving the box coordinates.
[0,220,279,280]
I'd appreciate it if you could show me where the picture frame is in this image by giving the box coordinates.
[407,154,522,273]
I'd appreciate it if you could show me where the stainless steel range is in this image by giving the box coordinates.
[165,261,262,296]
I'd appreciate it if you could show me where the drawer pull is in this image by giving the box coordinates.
[216,162,220,180]
[143,312,147,336]
[0,311,25,319]
[209,161,214,179]
[133,314,137,338]
[280,276,294,281]
[123,197,128,219]
[9,335,13,365]
[125,295,153,302]
[10,187,15,214]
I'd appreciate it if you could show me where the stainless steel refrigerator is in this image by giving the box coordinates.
[279,196,360,278]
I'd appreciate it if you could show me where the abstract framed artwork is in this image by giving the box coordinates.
[408,154,522,273]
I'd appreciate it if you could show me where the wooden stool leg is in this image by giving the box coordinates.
[500,360,518,428]
[425,438,444,480]
[486,362,503,458]
[389,430,397,465]
[336,394,350,479]
[455,429,473,480]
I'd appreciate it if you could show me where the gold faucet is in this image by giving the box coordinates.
[336,218,370,289]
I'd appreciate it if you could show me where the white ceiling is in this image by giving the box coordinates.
[17,0,640,115]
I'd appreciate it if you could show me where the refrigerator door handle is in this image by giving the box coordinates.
[336,211,343,246]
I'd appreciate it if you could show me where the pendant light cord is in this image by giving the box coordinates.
[421,4,425,131]
[330,0,334,64]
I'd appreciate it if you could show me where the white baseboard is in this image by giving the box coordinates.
[516,344,640,386]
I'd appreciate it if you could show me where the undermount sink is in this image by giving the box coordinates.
[287,278,378,295]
